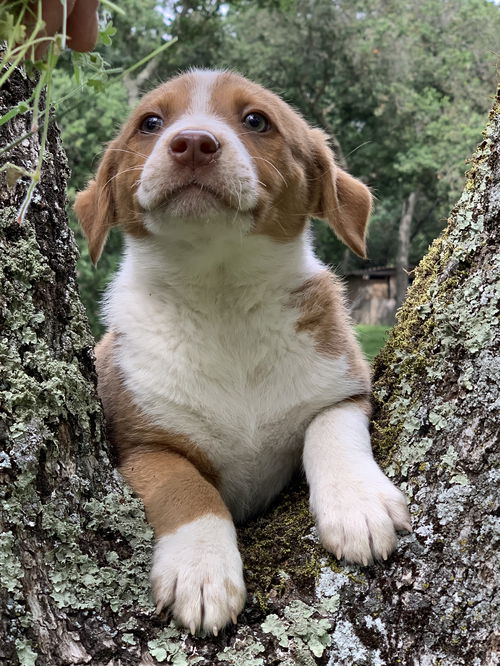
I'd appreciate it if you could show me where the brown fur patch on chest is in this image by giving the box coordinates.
[291,270,348,355]
[291,270,371,389]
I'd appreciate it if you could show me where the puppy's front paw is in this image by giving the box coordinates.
[151,515,246,634]
[312,470,411,566]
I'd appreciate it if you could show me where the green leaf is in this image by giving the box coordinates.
[99,21,117,47]
[0,12,26,43]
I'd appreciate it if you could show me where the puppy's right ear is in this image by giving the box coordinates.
[75,144,117,264]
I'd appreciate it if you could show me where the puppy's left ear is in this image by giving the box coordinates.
[309,128,372,258]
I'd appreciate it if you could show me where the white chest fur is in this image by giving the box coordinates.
[105,226,364,520]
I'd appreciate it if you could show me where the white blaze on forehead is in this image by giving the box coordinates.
[188,70,221,115]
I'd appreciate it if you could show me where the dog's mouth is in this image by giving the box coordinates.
[171,181,225,202]
[138,178,235,216]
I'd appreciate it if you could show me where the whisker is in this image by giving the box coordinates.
[251,156,288,186]
[105,147,149,159]
[96,167,144,208]
[274,216,288,235]
[231,180,243,226]
[103,166,144,189]
[345,141,372,159]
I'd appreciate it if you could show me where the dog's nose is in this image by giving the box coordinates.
[169,130,220,169]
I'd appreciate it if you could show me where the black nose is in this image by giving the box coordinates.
[169,130,220,169]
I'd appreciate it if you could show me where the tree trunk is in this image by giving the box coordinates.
[0,65,154,666]
[395,191,417,310]
[1,63,498,666]
[123,57,160,107]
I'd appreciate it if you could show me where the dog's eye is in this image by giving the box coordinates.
[243,112,270,133]
[140,115,164,134]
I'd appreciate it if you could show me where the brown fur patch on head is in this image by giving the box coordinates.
[209,73,372,248]
[74,144,118,264]
[74,76,195,263]
[210,72,318,241]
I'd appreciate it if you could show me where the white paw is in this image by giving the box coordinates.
[312,468,411,565]
[151,515,246,634]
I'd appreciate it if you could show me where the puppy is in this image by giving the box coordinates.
[75,69,411,635]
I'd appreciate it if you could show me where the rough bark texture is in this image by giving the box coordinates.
[1,64,498,666]
[0,66,154,666]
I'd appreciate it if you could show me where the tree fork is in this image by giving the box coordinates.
[1,62,498,664]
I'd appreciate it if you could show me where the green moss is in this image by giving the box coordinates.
[373,203,477,462]
[371,88,500,508]
[43,489,152,612]
[370,238,446,460]
[371,419,403,465]
[238,484,323,610]
[0,207,97,437]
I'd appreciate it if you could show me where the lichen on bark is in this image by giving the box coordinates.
[1,65,154,666]
[364,88,500,664]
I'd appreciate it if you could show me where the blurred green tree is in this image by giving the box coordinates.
[223,0,498,280]
[58,0,499,336]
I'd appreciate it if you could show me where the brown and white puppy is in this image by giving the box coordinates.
[75,69,411,635]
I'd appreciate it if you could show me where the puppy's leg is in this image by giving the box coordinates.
[120,449,246,634]
[303,399,411,565]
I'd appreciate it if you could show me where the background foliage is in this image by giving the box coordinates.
[50,0,499,336]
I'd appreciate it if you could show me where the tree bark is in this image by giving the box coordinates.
[0,65,154,666]
[395,191,417,310]
[1,64,498,665]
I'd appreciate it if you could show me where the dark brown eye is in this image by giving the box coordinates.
[243,112,270,133]
[140,115,164,134]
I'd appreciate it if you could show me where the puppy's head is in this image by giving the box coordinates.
[75,69,372,263]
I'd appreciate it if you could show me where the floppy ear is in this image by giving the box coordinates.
[74,144,117,264]
[310,129,372,258]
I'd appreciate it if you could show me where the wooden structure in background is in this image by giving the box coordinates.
[345,266,414,325]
